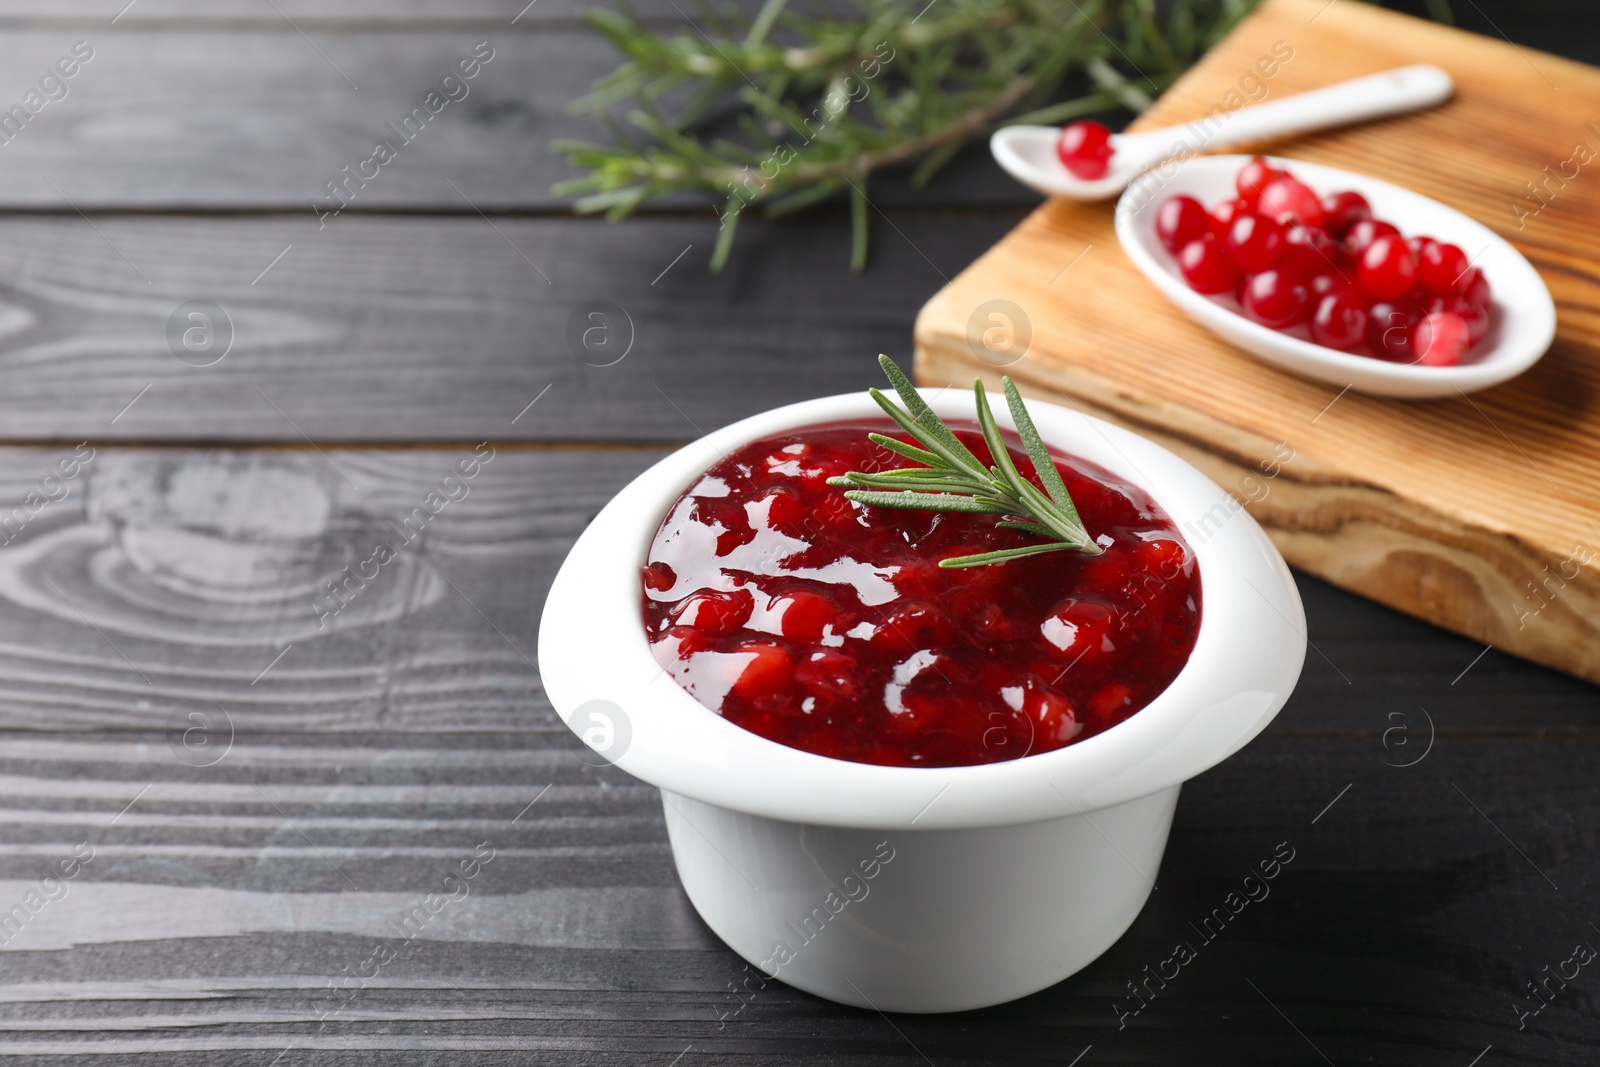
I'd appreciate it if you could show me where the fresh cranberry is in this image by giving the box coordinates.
[1342,218,1401,258]
[1357,234,1419,301]
[1280,224,1338,277]
[1241,269,1311,329]
[1156,195,1214,253]
[1309,271,1352,298]
[1224,213,1285,273]
[1177,234,1238,294]
[1256,176,1326,228]
[1212,198,1251,230]
[1235,156,1285,207]
[1057,120,1114,179]
[1412,310,1471,366]
[1428,294,1490,345]
[1415,240,1467,297]
[1310,291,1369,351]
[1320,190,1371,239]
[1458,267,1492,308]
[1366,300,1423,361]
[674,588,754,634]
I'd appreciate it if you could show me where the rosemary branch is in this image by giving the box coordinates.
[828,355,1101,567]
[555,0,1259,271]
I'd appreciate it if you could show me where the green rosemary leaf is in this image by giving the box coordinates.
[909,137,964,189]
[867,388,989,482]
[938,542,1084,568]
[865,432,941,467]
[1011,477,1092,547]
[972,377,1026,492]
[832,467,952,481]
[995,519,1054,538]
[764,179,848,218]
[849,179,869,273]
[875,355,988,478]
[833,469,972,488]
[1001,376,1076,520]
[842,490,1010,514]
[833,475,984,494]
[742,0,788,47]
[710,205,741,271]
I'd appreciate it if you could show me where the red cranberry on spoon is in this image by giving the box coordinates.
[1056,120,1114,180]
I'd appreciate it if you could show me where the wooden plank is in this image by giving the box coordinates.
[0,30,611,210]
[0,0,782,27]
[0,214,1019,442]
[0,734,1594,1061]
[0,445,665,735]
[915,0,1600,687]
[0,0,562,22]
[0,29,1036,210]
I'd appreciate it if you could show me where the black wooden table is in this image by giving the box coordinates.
[0,1,1594,1064]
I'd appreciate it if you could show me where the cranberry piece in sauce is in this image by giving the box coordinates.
[640,422,1202,769]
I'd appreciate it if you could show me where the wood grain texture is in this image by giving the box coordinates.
[915,0,1600,686]
[0,731,1597,1064]
[0,0,598,23]
[0,214,1015,441]
[0,30,605,210]
[0,28,1039,211]
[0,445,671,734]
[0,0,787,26]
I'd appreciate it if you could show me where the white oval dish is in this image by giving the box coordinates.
[1114,154,1557,398]
[539,388,1306,1012]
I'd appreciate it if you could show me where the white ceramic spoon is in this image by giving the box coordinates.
[1115,155,1556,398]
[991,65,1454,200]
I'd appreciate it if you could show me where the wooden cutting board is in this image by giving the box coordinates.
[914,0,1600,686]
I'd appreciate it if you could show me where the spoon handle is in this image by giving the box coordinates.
[1171,65,1453,153]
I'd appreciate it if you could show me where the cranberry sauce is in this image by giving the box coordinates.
[639,421,1202,768]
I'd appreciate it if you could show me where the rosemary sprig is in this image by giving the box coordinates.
[554,0,1261,271]
[827,355,1101,567]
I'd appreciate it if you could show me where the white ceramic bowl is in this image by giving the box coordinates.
[1115,154,1557,398]
[538,389,1307,1012]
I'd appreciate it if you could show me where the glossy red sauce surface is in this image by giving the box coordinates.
[639,421,1202,767]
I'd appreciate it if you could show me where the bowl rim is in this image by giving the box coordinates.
[1114,153,1557,398]
[538,388,1307,830]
